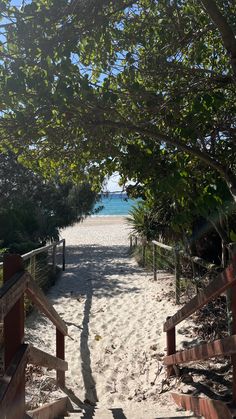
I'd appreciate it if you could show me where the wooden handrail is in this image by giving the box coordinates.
[164,253,236,417]
[179,250,219,271]
[152,239,219,270]
[164,334,236,366]
[0,251,67,417]
[164,258,236,332]
[152,240,173,251]
[0,272,30,321]
[0,272,67,336]
[26,278,68,336]
[28,345,68,372]
[0,344,29,418]
[0,239,65,269]
[22,239,65,261]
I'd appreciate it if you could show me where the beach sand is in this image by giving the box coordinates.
[25,216,194,416]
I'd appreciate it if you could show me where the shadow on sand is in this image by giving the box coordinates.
[26,242,143,408]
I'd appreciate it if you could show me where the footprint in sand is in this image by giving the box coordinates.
[101,323,108,330]
[100,363,110,373]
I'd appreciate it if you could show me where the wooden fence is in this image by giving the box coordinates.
[0,238,66,277]
[163,253,236,418]
[130,234,221,304]
[152,240,220,304]
[0,243,67,418]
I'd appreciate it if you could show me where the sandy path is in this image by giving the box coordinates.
[25,216,193,415]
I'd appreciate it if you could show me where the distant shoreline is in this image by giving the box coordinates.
[79,215,129,227]
[90,214,127,218]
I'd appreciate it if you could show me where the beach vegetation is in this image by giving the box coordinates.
[0,150,98,255]
[0,0,235,265]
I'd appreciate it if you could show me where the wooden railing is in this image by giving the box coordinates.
[0,238,66,276]
[153,240,221,304]
[0,251,68,419]
[163,253,236,418]
[130,234,221,304]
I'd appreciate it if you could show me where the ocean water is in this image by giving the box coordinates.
[94,193,137,216]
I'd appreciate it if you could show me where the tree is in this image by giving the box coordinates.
[0,0,235,201]
[0,150,98,251]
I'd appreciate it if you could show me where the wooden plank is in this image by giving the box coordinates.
[164,255,236,332]
[166,325,176,377]
[3,254,25,373]
[0,271,30,321]
[56,328,65,387]
[28,345,68,372]
[153,243,157,281]
[27,397,68,419]
[0,344,29,418]
[26,278,67,336]
[152,240,173,251]
[2,255,27,419]
[22,244,55,261]
[152,239,219,270]
[22,239,65,262]
[164,334,236,366]
[0,239,65,267]
[179,250,219,270]
[172,392,232,419]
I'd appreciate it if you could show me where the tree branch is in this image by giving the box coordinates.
[201,0,236,76]
[96,118,236,201]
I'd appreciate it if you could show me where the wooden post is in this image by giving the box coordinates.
[3,253,25,418]
[141,237,146,267]
[142,244,146,267]
[174,247,180,304]
[62,239,66,271]
[153,243,157,281]
[135,236,138,246]
[56,328,65,387]
[166,318,176,377]
[130,236,133,250]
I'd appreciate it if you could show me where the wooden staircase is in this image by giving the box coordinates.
[27,398,201,418]
[2,249,236,418]
[0,252,67,419]
[162,253,236,419]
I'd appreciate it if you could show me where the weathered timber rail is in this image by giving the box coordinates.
[163,253,236,419]
[130,234,221,304]
[153,240,221,304]
[0,248,68,419]
[0,238,66,277]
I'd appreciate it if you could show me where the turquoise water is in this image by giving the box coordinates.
[94,193,137,216]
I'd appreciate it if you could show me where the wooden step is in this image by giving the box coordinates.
[27,397,201,419]
[65,406,201,419]
[172,392,232,419]
[27,397,70,419]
